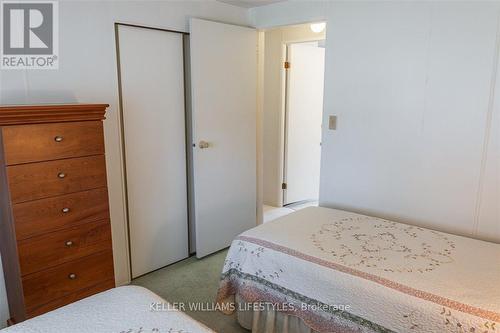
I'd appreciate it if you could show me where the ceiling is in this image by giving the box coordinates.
[217,0,287,8]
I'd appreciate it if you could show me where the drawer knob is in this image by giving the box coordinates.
[65,240,73,247]
[62,207,70,213]
[54,136,64,142]
[199,140,210,149]
[68,273,77,280]
[57,172,66,179]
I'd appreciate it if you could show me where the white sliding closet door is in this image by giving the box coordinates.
[117,25,188,278]
[190,18,257,258]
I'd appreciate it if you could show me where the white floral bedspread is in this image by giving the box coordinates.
[217,207,500,333]
[2,286,214,333]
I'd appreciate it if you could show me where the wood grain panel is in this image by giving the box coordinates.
[22,250,114,311]
[18,220,112,276]
[0,104,108,126]
[13,188,109,240]
[26,279,115,319]
[7,155,107,203]
[3,121,104,165]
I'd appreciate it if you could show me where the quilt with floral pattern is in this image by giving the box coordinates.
[216,207,500,333]
[2,286,214,333]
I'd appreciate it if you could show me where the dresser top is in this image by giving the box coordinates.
[0,104,109,126]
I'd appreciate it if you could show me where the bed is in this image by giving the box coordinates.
[2,286,214,333]
[216,206,500,333]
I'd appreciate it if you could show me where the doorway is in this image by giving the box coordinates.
[261,22,326,222]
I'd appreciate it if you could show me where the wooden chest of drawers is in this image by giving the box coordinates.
[0,104,115,324]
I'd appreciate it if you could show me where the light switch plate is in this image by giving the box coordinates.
[329,115,337,130]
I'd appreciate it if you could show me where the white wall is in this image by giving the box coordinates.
[0,0,249,326]
[262,24,325,207]
[252,1,500,242]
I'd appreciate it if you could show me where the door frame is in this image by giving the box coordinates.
[280,37,326,207]
[114,22,193,280]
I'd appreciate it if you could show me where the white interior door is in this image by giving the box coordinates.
[284,42,325,205]
[190,18,257,258]
[117,25,189,278]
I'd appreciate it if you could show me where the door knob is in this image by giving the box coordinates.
[199,141,210,149]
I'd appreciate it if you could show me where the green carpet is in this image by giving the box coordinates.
[131,249,248,333]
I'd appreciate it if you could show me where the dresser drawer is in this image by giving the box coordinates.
[26,279,115,319]
[18,220,112,276]
[2,121,104,165]
[7,155,107,203]
[22,250,114,311]
[13,188,109,240]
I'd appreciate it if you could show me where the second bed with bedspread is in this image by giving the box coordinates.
[217,207,500,333]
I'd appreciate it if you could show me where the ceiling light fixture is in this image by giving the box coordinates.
[310,22,326,33]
